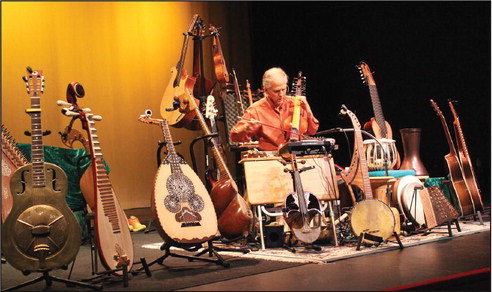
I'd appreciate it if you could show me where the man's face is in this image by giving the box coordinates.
[265,76,287,108]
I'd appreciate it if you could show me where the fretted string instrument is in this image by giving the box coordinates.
[448,101,483,212]
[58,82,133,274]
[339,105,396,244]
[2,125,29,222]
[281,71,322,244]
[430,99,475,216]
[2,68,81,272]
[186,89,253,240]
[160,14,200,128]
[357,62,401,169]
[138,111,218,246]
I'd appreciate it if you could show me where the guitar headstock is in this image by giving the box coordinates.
[205,95,218,120]
[356,61,376,86]
[138,109,165,126]
[22,67,44,97]
[448,99,459,118]
[429,99,442,116]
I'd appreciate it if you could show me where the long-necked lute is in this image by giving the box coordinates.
[430,99,475,216]
[448,101,483,212]
[357,62,401,169]
[58,82,133,274]
[2,125,29,222]
[184,89,253,240]
[2,67,81,272]
[138,110,218,247]
[339,105,396,244]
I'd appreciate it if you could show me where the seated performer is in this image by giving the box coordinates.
[230,67,319,150]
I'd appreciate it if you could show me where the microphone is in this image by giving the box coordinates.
[315,128,343,135]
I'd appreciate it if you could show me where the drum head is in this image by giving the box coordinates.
[400,180,425,226]
[392,175,421,215]
[350,199,395,241]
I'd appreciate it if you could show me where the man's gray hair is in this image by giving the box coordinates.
[262,67,288,89]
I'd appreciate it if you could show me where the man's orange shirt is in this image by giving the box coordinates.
[230,96,319,150]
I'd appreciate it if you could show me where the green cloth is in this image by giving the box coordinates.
[17,143,110,244]
[424,177,461,215]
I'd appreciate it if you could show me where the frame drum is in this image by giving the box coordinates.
[363,138,397,171]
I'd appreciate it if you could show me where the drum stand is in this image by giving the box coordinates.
[135,240,231,272]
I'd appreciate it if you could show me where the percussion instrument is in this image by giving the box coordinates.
[363,138,398,171]
[392,175,425,226]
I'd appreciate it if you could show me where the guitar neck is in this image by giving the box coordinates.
[436,109,458,156]
[368,84,388,138]
[29,96,46,188]
[449,102,470,158]
[194,107,233,181]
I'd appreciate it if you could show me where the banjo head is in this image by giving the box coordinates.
[350,199,395,242]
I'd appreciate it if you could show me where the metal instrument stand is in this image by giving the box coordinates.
[2,269,103,291]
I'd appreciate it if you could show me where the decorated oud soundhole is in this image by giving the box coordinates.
[164,172,205,226]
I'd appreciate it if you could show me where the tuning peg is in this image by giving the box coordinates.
[62,109,80,117]
[92,115,102,121]
[26,66,33,73]
[57,100,71,106]
[22,76,28,82]
[82,108,91,113]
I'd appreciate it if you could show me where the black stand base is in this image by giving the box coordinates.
[3,270,102,291]
[282,232,322,253]
[81,258,151,288]
[356,231,404,251]
[137,240,231,270]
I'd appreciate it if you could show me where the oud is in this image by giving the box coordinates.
[430,99,475,216]
[2,68,81,272]
[58,82,134,274]
[138,110,218,246]
[448,101,484,212]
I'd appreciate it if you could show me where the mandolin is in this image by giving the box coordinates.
[357,62,400,168]
[2,67,81,272]
[186,89,253,240]
[160,14,200,129]
[339,105,396,244]
[448,101,483,212]
[430,99,475,216]
[2,125,29,222]
[138,110,218,247]
[58,82,134,274]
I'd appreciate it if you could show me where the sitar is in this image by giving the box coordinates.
[138,110,218,246]
[339,105,396,244]
[430,99,475,216]
[2,125,29,222]
[448,100,483,212]
[357,62,401,169]
[186,89,253,240]
[58,82,134,274]
[2,67,81,272]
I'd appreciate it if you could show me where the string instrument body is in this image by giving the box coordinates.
[2,125,29,222]
[189,90,253,239]
[430,99,475,216]
[2,68,81,272]
[448,101,483,212]
[339,105,396,244]
[60,82,134,274]
[138,112,217,247]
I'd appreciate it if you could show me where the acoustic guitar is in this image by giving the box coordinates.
[430,99,475,216]
[357,62,401,168]
[138,110,218,247]
[185,89,253,240]
[160,14,200,128]
[448,101,483,212]
[2,125,29,222]
[58,82,134,274]
[339,105,396,245]
[2,68,81,272]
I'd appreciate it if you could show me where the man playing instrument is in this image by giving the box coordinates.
[230,67,319,150]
